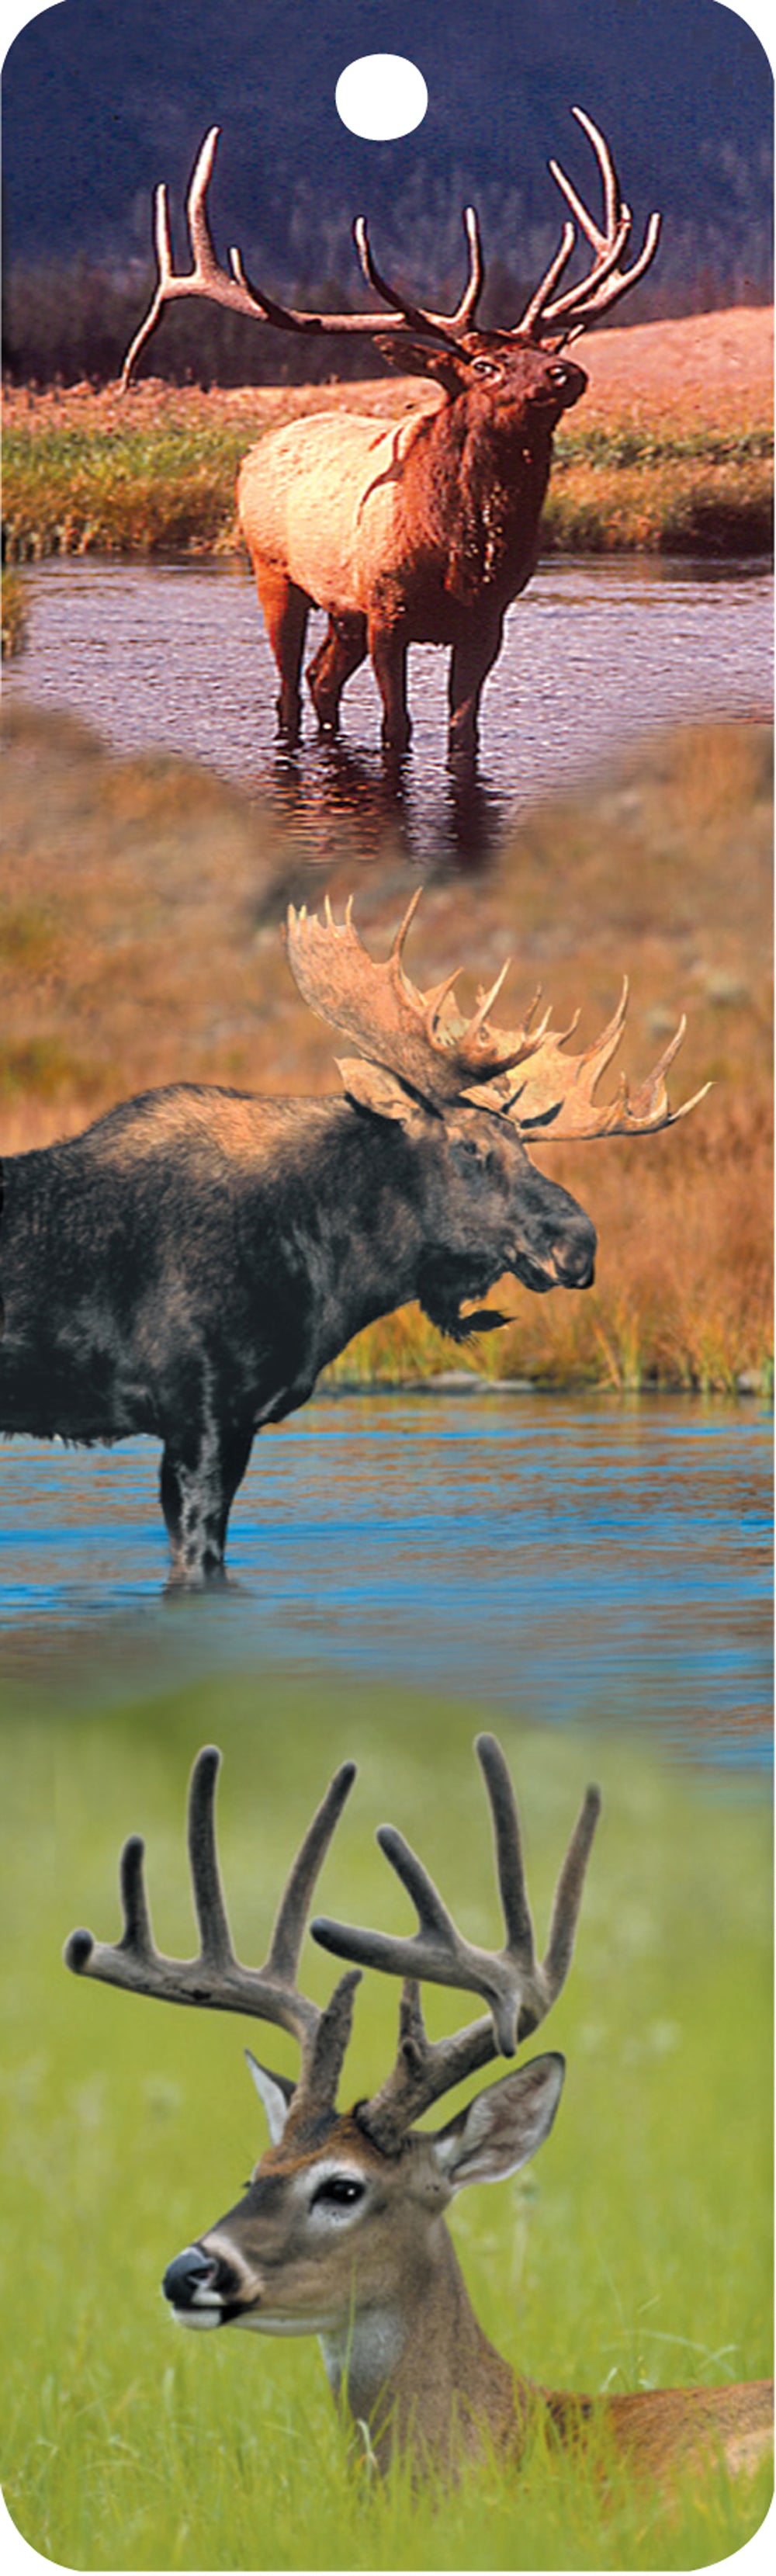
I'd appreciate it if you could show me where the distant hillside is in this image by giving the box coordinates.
[2,0,773,350]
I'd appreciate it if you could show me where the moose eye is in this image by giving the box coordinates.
[311,2174,365,2209]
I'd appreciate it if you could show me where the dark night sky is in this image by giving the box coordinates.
[2,1,773,302]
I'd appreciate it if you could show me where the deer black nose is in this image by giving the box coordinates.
[162,2245,220,2309]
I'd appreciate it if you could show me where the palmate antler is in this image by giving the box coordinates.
[284,896,710,1142]
[120,109,660,387]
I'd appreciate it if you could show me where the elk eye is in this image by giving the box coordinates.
[472,357,499,379]
[312,2175,365,2208]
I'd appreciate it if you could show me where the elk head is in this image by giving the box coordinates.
[120,107,660,391]
[64,1739,599,2396]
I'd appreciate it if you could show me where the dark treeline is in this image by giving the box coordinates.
[3,249,772,388]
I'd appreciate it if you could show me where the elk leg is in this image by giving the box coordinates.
[250,563,311,740]
[160,1420,254,1588]
[447,614,504,766]
[368,613,411,756]
[306,613,368,732]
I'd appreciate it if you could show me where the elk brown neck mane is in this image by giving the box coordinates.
[120,109,661,767]
[0,898,708,1585]
[64,1736,773,2486]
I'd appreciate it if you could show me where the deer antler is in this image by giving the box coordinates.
[64,1749,360,2113]
[284,893,550,1103]
[313,1735,601,2151]
[120,127,483,387]
[518,107,661,342]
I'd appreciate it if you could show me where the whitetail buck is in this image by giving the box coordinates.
[0,897,708,1583]
[65,1738,772,2484]
[120,111,661,765]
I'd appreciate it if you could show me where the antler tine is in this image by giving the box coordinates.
[284,898,555,1104]
[479,985,708,1142]
[352,203,485,343]
[518,106,661,341]
[64,1749,360,2110]
[313,1738,601,2149]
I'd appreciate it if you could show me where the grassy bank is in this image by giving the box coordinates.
[2,702,771,1395]
[2,309,773,563]
[0,1683,771,2569]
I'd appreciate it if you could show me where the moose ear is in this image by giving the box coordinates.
[336,1058,435,1128]
[244,2048,296,2146]
[430,2054,565,2192]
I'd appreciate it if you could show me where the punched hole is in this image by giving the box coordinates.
[335,55,428,142]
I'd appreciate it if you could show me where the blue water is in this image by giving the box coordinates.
[0,1391,770,1777]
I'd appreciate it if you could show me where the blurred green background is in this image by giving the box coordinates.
[0,1673,771,2567]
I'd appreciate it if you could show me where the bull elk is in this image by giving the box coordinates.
[120,112,661,765]
[64,1736,773,2485]
[0,899,708,1586]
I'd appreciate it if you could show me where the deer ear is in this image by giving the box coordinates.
[337,1058,435,1127]
[244,2048,296,2145]
[431,2054,565,2190]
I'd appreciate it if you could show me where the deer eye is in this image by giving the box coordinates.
[311,2174,365,2208]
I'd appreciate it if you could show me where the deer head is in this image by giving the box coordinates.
[64,1739,599,2453]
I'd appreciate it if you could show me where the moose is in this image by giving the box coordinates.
[64,1735,773,2484]
[120,111,661,764]
[0,898,707,1586]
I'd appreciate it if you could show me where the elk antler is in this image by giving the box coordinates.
[284,898,708,1137]
[64,1749,360,2114]
[313,1735,601,2151]
[284,893,550,1103]
[120,127,483,387]
[518,108,661,342]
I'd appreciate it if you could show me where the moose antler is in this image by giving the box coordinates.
[313,1735,601,2151]
[64,1749,361,2113]
[120,110,660,387]
[475,985,711,1140]
[284,892,550,1101]
[284,897,709,1139]
[518,107,661,341]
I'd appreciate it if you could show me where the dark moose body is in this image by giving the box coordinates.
[0,1080,593,1584]
[1,896,705,1585]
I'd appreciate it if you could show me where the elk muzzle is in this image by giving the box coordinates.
[162,2243,234,2326]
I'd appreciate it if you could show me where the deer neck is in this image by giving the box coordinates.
[318,2219,522,2474]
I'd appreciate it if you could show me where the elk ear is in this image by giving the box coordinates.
[373,335,466,398]
[336,1058,436,1128]
[245,2048,296,2145]
[431,2054,565,2191]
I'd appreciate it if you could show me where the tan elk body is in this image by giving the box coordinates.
[121,110,660,761]
[65,1739,772,2487]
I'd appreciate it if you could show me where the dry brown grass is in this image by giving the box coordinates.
[1,702,771,1389]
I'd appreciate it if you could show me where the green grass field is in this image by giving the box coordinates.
[0,1676,771,2568]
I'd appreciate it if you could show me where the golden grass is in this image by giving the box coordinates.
[2,702,771,1389]
[3,308,772,562]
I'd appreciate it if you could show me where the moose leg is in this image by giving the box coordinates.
[306,613,368,733]
[251,563,311,740]
[160,1421,254,1588]
[368,612,411,756]
[447,613,504,767]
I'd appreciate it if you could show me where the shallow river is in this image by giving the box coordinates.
[6,553,772,862]
[0,1392,769,1780]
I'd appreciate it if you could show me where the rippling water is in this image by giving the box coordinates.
[0,1392,770,1777]
[6,554,772,862]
